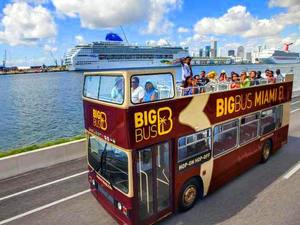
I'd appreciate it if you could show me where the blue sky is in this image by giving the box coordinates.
[0,0,299,66]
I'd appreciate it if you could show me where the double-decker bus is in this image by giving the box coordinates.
[82,69,293,225]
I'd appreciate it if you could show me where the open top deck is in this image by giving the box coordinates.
[82,68,293,150]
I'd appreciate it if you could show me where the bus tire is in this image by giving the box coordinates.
[178,178,201,212]
[261,139,272,163]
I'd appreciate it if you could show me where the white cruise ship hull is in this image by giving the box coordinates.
[67,59,175,71]
[259,56,300,64]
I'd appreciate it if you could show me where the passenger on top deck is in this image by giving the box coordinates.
[179,56,193,81]
[240,71,250,88]
[218,70,228,82]
[266,70,276,84]
[207,71,217,82]
[183,76,198,96]
[249,71,260,86]
[143,80,158,102]
[194,75,201,86]
[194,75,205,93]
[257,71,262,79]
[131,76,145,103]
[200,70,209,85]
[276,69,284,82]
[230,72,240,89]
[111,77,124,103]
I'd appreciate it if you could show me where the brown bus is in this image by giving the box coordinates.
[82,69,293,225]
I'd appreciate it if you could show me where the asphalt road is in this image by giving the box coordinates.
[0,98,300,225]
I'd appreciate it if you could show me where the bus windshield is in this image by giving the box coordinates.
[83,75,124,104]
[88,136,129,193]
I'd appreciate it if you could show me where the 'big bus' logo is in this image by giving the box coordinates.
[134,107,173,143]
[92,109,107,131]
[216,86,285,117]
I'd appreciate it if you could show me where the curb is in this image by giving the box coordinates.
[0,139,86,180]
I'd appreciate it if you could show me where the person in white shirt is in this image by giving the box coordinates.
[180,56,193,81]
[131,77,145,103]
[275,69,284,82]
[111,77,124,103]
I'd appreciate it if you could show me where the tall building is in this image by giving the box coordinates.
[199,48,203,57]
[246,52,252,61]
[228,50,235,57]
[211,40,217,58]
[237,46,245,58]
[210,49,215,58]
[205,45,211,57]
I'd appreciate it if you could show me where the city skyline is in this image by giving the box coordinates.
[0,0,300,66]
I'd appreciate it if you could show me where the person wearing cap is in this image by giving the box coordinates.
[207,71,217,82]
[218,70,228,82]
[143,80,158,102]
[131,76,145,103]
[111,77,124,103]
[240,71,250,88]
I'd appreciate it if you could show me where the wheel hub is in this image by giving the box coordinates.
[183,185,197,206]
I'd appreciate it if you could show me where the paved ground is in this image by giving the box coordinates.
[0,97,300,225]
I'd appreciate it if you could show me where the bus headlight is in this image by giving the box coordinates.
[91,179,96,186]
[117,202,122,211]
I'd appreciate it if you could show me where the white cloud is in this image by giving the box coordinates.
[0,2,56,46]
[269,0,300,27]
[75,35,86,44]
[52,0,181,35]
[193,5,284,39]
[177,27,189,33]
[43,44,57,52]
[146,38,171,46]
[143,0,182,34]
[268,0,300,8]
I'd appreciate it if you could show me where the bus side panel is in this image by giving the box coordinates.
[271,125,289,153]
[237,141,262,175]
[208,150,240,193]
[208,125,290,194]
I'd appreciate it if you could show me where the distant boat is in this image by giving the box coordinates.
[256,44,300,64]
[64,33,188,71]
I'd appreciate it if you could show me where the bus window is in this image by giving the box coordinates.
[131,73,174,104]
[213,120,238,156]
[240,113,260,145]
[84,75,124,104]
[276,105,283,128]
[260,108,276,135]
[88,136,129,194]
[84,76,100,99]
[178,129,211,162]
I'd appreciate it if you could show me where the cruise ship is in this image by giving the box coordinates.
[256,46,300,64]
[64,33,188,71]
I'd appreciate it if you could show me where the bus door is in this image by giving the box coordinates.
[136,142,172,223]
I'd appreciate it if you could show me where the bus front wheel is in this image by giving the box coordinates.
[178,178,201,212]
[261,139,272,163]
